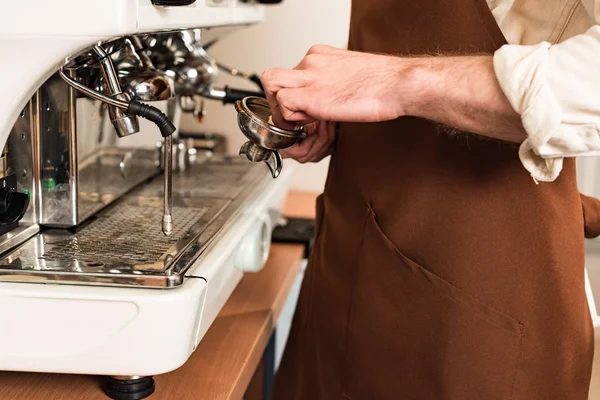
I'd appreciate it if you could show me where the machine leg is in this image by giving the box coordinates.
[263,330,276,400]
[102,375,155,400]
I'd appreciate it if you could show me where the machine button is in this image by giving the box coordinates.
[235,213,272,273]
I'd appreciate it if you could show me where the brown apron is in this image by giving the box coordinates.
[271,0,598,399]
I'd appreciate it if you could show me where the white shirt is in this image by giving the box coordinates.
[492,1,600,328]
[491,0,600,182]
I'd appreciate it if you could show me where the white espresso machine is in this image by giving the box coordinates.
[0,1,291,399]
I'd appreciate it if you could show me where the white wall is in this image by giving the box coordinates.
[180,0,352,194]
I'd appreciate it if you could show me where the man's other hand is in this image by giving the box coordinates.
[279,120,336,163]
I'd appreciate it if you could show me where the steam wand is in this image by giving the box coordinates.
[58,66,176,237]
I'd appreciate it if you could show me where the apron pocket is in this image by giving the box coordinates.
[342,211,524,400]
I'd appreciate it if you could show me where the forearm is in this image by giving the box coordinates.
[397,56,526,143]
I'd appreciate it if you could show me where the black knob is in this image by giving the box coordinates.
[151,0,196,5]
[222,86,266,105]
[256,0,283,3]
[0,188,29,226]
[249,74,264,91]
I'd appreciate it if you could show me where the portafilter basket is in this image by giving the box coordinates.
[235,96,306,178]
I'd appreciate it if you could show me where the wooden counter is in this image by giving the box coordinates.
[0,191,317,400]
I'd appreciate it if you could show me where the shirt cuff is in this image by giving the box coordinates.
[493,41,600,182]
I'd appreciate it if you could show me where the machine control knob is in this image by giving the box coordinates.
[151,0,196,5]
[235,213,272,273]
[0,188,29,226]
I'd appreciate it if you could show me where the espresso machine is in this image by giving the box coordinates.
[0,1,294,399]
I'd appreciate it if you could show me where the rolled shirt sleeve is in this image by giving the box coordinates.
[493,20,600,183]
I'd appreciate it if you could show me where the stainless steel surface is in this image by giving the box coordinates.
[0,224,40,255]
[144,29,252,105]
[136,157,251,199]
[162,135,173,236]
[181,133,227,155]
[30,73,160,228]
[119,151,134,179]
[145,30,219,98]
[179,96,196,112]
[95,46,122,95]
[157,138,189,173]
[107,38,175,102]
[75,147,159,224]
[6,101,38,224]
[0,157,268,287]
[106,93,139,138]
[37,73,79,227]
[120,70,174,102]
[235,97,306,150]
[0,93,42,254]
[171,59,217,97]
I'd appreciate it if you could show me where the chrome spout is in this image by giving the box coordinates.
[94,46,139,137]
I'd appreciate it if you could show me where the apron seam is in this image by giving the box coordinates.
[472,0,508,47]
[510,324,525,400]
[340,204,372,398]
[549,0,580,43]
[300,198,326,325]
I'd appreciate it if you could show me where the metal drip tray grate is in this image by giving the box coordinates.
[42,205,207,266]
[0,156,270,288]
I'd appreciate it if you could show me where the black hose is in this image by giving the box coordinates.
[222,86,266,105]
[249,74,265,91]
[127,101,176,137]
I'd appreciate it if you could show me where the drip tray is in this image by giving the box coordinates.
[42,204,208,267]
[0,156,268,288]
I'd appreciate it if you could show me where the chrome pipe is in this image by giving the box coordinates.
[162,135,173,237]
[58,69,129,110]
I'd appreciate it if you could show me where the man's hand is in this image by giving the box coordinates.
[261,45,405,126]
[261,44,526,144]
[280,119,336,163]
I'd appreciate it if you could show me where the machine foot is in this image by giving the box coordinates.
[102,376,155,400]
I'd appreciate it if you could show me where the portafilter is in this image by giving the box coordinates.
[235,97,306,178]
